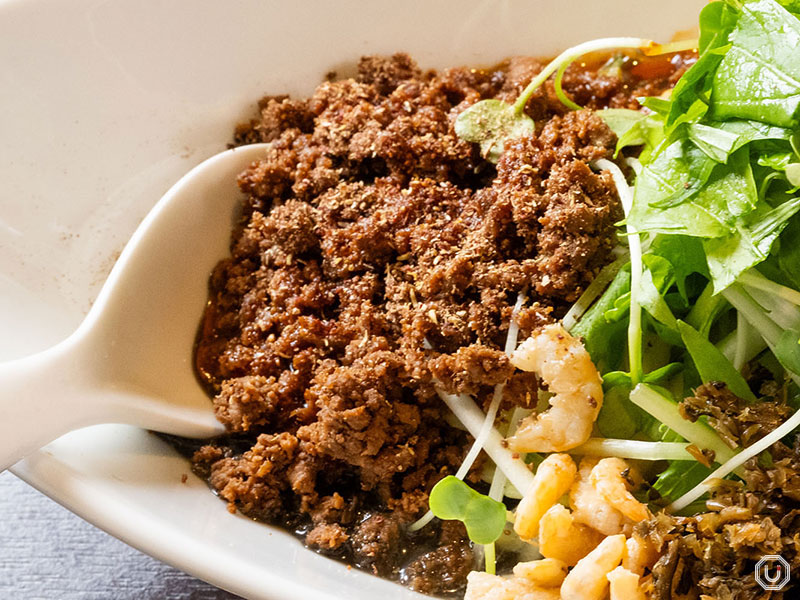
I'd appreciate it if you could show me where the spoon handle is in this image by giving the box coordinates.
[0,338,106,471]
[0,335,224,472]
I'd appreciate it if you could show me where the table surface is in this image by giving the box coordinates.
[0,471,243,600]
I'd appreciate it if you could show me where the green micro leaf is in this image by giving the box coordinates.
[644,362,685,384]
[663,59,713,134]
[685,119,789,163]
[698,1,740,54]
[428,476,507,545]
[454,99,535,164]
[597,108,649,139]
[687,122,743,163]
[758,151,795,171]
[640,96,672,116]
[663,44,730,135]
[603,371,632,388]
[598,362,683,439]
[630,138,706,211]
[697,147,758,219]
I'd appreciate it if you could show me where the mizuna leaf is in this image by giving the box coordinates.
[677,320,757,402]
[775,328,800,375]
[628,141,751,237]
[712,0,800,127]
[704,196,800,292]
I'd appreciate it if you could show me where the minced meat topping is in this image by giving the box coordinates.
[185,52,691,594]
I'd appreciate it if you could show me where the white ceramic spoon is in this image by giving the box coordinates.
[0,143,271,472]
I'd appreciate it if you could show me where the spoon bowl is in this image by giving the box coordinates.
[0,143,271,471]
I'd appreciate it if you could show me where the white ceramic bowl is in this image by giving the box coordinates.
[1,0,704,598]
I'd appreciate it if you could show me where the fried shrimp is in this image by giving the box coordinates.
[607,566,648,600]
[514,453,576,539]
[507,324,603,452]
[513,558,568,588]
[570,458,630,536]
[622,533,659,576]
[538,504,605,566]
[465,572,562,600]
[590,458,650,522]
[560,534,626,600]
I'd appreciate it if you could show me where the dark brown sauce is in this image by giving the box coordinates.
[159,431,480,596]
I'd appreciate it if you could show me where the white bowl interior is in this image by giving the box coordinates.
[1,0,705,598]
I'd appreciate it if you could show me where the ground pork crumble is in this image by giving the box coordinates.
[179,52,691,595]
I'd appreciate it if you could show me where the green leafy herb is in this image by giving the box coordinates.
[627,140,726,235]
[649,234,709,300]
[759,151,795,171]
[603,363,683,389]
[597,385,640,439]
[712,0,800,127]
[571,266,631,372]
[653,460,714,503]
[685,119,789,163]
[698,1,739,54]
[687,122,744,163]
[677,320,757,401]
[778,218,800,287]
[775,328,800,375]
[597,108,648,139]
[639,255,679,332]
[428,476,507,545]
[684,282,727,336]
[661,1,737,134]
[704,196,800,292]
[598,361,684,439]
[598,108,665,159]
